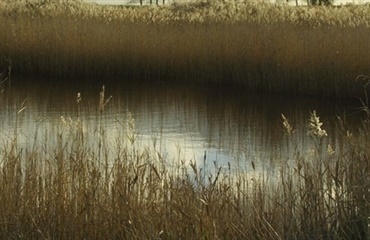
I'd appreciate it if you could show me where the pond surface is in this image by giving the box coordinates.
[0,78,364,176]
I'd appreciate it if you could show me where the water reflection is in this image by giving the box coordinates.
[0,78,363,175]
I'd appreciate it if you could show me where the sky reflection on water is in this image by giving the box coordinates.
[0,79,363,177]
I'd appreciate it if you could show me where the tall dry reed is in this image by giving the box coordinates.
[0,80,369,238]
[0,0,370,97]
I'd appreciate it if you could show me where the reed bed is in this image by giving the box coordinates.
[0,81,370,239]
[1,0,370,97]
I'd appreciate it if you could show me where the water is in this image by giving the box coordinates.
[0,78,364,176]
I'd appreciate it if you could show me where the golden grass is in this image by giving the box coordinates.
[0,81,369,239]
[0,0,370,97]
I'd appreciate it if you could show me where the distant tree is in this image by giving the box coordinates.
[308,0,334,5]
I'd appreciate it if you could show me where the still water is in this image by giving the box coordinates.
[0,78,363,175]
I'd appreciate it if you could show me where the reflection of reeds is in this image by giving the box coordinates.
[0,90,369,238]
[0,60,11,93]
[0,1,369,97]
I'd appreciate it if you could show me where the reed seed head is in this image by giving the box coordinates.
[281,113,294,135]
[77,92,82,104]
[308,110,327,138]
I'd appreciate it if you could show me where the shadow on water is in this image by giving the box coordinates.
[0,77,365,176]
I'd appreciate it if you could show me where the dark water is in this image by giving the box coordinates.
[0,78,364,176]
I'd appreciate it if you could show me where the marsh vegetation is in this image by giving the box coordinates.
[1,0,370,96]
[0,0,370,238]
[0,75,369,239]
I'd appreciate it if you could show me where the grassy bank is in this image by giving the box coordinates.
[0,84,369,239]
[1,1,370,96]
